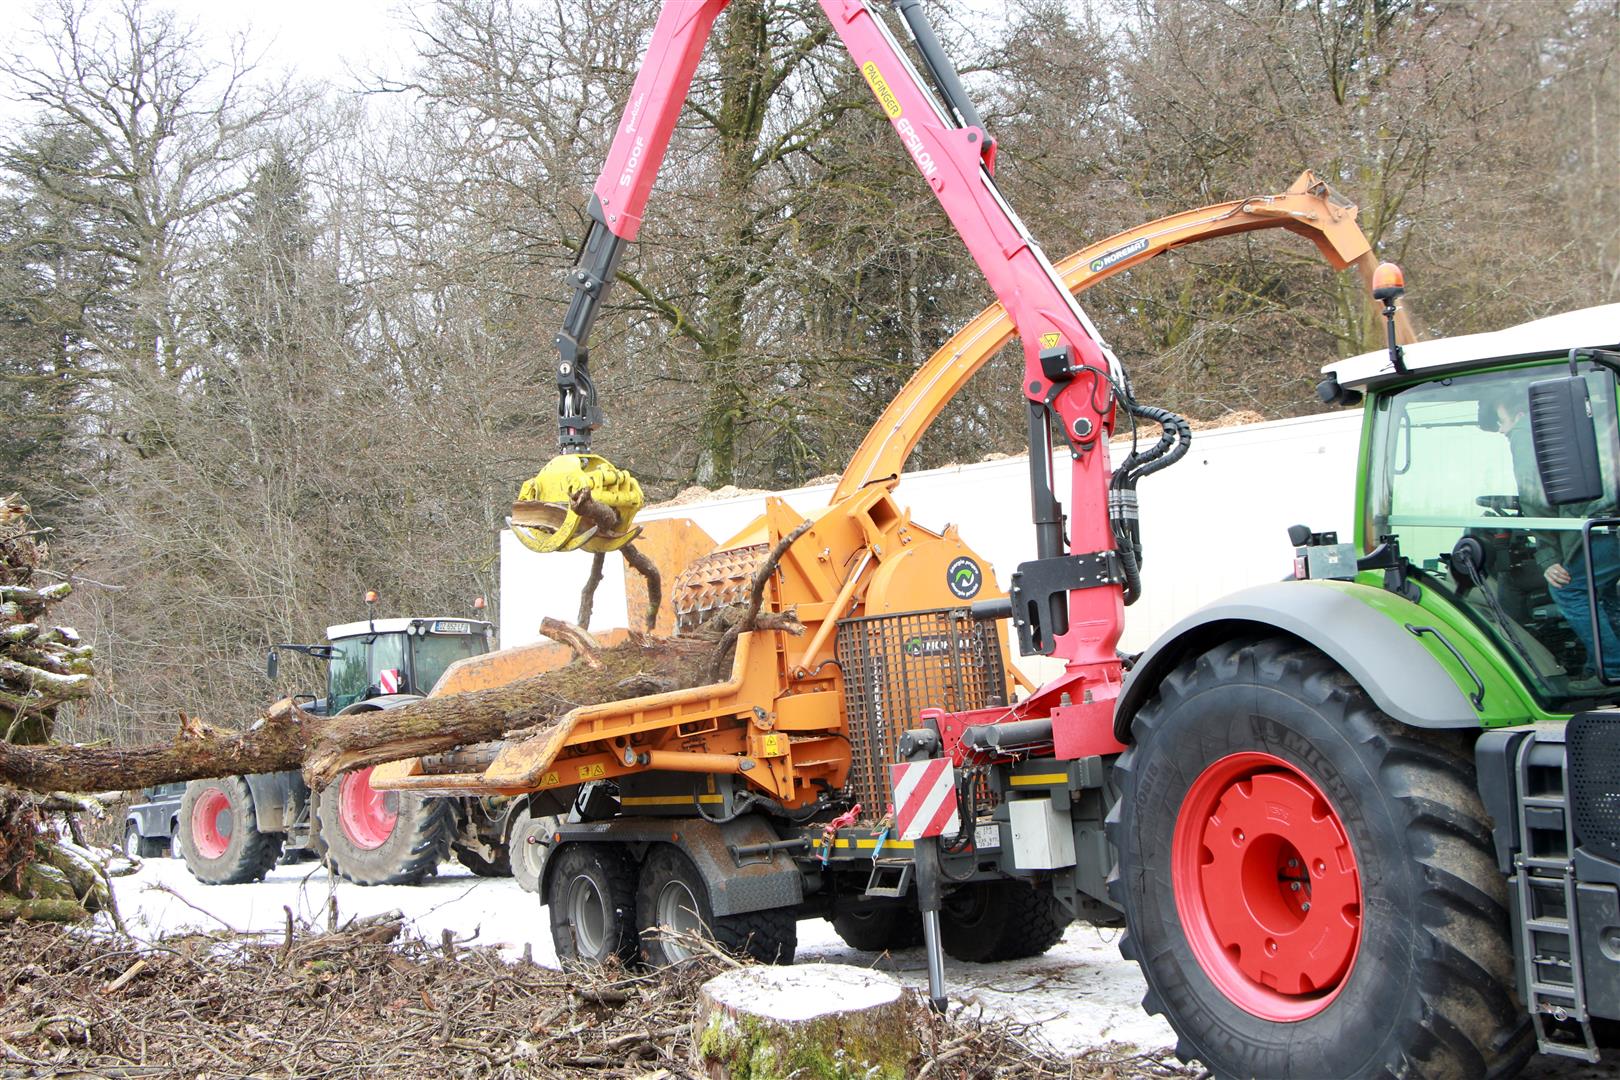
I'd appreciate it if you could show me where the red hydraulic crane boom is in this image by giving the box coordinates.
[539,0,1184,754]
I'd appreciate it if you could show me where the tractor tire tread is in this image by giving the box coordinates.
[831,906,924,952]
[550,843,639,966]
[1106,636,1531,1080]
[713,906,797,965]
[318,786,454,886]
[991,883,1068,961]
[941,879,1068,963]
[179,777,283,885]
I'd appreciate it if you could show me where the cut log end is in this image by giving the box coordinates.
[691,965,918,1079]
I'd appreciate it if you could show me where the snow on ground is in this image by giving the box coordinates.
[106,856,1604,1076]
[109,855,1176,1057]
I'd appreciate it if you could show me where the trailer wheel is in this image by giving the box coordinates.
[315,766,453,886]
[510,813,558,894]
[831,905,925,952]
[547,844,638,967]
[178,777,283,884]
[938,879,1067,963]
[1109,637,1532,1079]
[636,845,796,966]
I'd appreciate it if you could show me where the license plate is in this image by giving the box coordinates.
[431,620,472,634]
[974,823,1000,850]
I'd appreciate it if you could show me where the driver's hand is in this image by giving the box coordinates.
[1545,563,1572,587]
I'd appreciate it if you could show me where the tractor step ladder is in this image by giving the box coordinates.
[1513,735,1599,1061]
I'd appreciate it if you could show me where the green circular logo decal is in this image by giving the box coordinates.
[947,556,982,600]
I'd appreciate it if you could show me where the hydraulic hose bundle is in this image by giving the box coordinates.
[1110,404,1192,605]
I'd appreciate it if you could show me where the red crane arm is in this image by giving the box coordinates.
[560,0,1162,743]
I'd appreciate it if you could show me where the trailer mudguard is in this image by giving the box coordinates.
[542,815,803,917]
[1115,580,1482,743]
[245,771,307,834]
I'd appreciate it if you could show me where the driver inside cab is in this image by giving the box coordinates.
[1486,384,1620,683]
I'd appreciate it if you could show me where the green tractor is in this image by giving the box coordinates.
[1109,285,1620,1074]
[177,611,514,887]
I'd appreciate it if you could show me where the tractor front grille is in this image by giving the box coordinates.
[835,608,1007,820]
[1569,711,1620,863]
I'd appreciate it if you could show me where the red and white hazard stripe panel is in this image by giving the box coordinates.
[379,668,400,694]
[890,759,960,841]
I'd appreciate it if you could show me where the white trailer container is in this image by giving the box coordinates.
[500,410,1363,678]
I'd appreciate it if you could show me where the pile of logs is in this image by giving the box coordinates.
[1,494,93,740]
[1,493,107,921]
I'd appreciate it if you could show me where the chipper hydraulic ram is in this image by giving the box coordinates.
[375,2,1620,1074]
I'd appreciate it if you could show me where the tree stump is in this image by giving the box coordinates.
[692,964,918,1079]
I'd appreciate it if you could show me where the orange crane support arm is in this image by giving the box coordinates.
[833,171,1397,502]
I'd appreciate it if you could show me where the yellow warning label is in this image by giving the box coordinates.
[540,771,559,787]
[1040,332,1062,349]
[576,762,606,781]
[760,733,787,757]
[862,62,902,119]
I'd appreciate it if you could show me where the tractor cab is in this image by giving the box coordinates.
[1315,301,1620,712]
[269,616,495,714]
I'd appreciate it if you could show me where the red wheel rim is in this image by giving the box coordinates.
[1172,751,1362,1021]
[338,767,398,850]
[192,787,232,860]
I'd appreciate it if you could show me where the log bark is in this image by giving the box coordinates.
[0,634,716,794]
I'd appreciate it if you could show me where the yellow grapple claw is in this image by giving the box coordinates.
[511,453,644,554]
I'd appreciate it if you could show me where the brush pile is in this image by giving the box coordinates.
[0,915,1192,1078]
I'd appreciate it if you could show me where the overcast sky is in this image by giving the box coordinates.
[163,0,434,83]
[4,0,432,105]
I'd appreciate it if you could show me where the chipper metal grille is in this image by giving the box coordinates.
[1569,711,1620,863]
[835,608,1007,818]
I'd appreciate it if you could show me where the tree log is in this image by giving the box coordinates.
[0,634,715,794]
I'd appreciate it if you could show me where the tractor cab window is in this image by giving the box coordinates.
[1368,362,1620,707]
[371,633,407,692]
[411,626,488,694]
[327,639,370,712]
[326,633,408,711]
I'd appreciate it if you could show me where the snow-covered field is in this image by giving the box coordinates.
[107,857,1603,1076]
[108,856,1175,1057]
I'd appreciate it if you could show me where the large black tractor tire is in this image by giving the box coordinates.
[635,845,796,966]
[938,878,1068,963]
[831,905,926,952]
[1108,636,1533,1079]
[453,841,511,878]
[547,843,640,968]
[178,777,284,885]
[315,767,454,886]
[509,812,559,895]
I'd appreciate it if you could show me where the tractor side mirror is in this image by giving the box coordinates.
[266,649,279,682]
[1529,376,1603,505]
